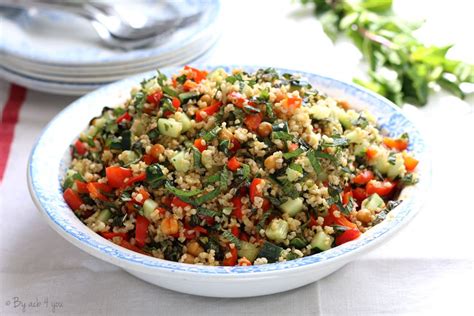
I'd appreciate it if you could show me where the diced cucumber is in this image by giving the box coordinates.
[286,167,303,182]
[171,151,191,173]
[310,231,334,251]
[345,128,366,144]
[131,119,145,136]
[143,78,159,93]
[279,197,304,217]
[265,219,289,242]
[237,241,260,262]
[174,112,192,132]
[98,209,112,222]
[386,153,406,179]
[118,150,138,165]
[143,198,158,219]
[93,117,107,129]
[207,68,227,83]
[158,118,182,138]
[80,125,99,141]
[179,91,200,104]
[338,109,359,129]
[371,150,390,174]
[308,105,331,120]
[362,193,385,211]
[257,241,284,263]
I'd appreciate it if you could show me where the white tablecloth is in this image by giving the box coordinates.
[1,1,473,315]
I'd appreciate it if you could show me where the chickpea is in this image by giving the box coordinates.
[356,209,372,224]
[160,217,179,235]
[219,128,233,141]
[187,240,204,257]
[182,254,196,264]
[200,94,211,105]
[257,122,272,137]
[264,155,277,170]
[149,144,164,159]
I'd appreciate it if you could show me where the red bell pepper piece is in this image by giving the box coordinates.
[74,140,87,155]
[116,112,132,124]
[353,170,374,185]
[243,112,263,131]
[135,215,150,247]
[193,138,207,152]
[63,188,84,210]
[335,228,361,246]
[222,245,238,266]
[227,156,241,171]
[106,166,133,188]
[195,100,222,122]
[366,180,396,196]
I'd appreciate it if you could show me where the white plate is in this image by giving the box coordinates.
[27,66,430,297]
[0,0,220,66]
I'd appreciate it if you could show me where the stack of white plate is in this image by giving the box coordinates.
[0,0,221,95]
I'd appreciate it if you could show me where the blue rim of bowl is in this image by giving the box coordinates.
[1,0,220,65]
[28,65,430,275]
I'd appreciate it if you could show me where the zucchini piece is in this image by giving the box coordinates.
[118,150,138,165]
[279,197,304,217]
[257,241,284,263]
[179,91,200,104]
[362,193,385,211]
[290,237,307,249]
[98,209,112,222]
[310,231,334,251]
[286,167,303,182]
[174,112,192,132]
[170,151,191,173]
[143,199,158,219]
[157,118,183,138]
[237,241,260,262]
[265,219,289,242]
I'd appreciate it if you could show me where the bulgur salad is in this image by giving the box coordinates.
[62,66,419,266]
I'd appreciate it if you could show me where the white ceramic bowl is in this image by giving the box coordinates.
[28,66,430,297]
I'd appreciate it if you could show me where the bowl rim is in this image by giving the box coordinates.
[27,65,430,277]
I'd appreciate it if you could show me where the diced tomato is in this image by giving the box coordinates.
[308,215,318,228]
[125,201,138,214]
[172,97,181,109]
[324,207,357,229]
[183,79,198,91]
[63,188,84,210]
[352,187,368,203]
[123,172,146,188]
[222,245,238,266]
[383,137,408,151]
[243,112,263,132]
[231,226,240,238]
[116,112,132,124]
[403,154,419,172]
[261,198,271,211]
[184,66,208,83]
[240,232,249,242]
[227,156,241,172]
[230,137,241,152]
[238,257,252,266]
[193,138,207,152]
[335,228,361,246]
[288,143,299,152]
[87,182,112,201]
[142,154,156,165]
[366,180,396,196]
[366,147,378,160]
[249,178,265,203]
[194,226,208,235]
[283,95,302,114]
[228,91,246,108]
[74,140,87,155]
[106,166,133,188]
[353,170,375,185]
[133,188,150,205]
[119,240,146,254]
[101,231,128,240]
[135,215,150,247]
[342,191,353,205]
[231,195,243,220]
[146,91,163,105]
[195,100,222,122]
[74,180,89,194]
[171,196,191,208]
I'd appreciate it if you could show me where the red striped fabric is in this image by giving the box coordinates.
[0,84,27,183]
